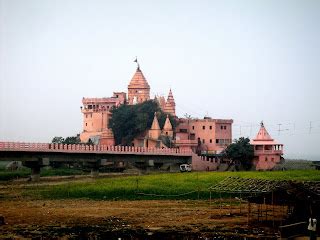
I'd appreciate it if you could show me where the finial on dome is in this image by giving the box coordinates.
[261,121,264,127]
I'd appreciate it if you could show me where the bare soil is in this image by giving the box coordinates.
[0,179,279,239]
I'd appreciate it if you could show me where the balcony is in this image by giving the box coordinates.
[173,139,198,147]
[254,149,283,156]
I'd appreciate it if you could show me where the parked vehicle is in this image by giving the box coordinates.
[180,164,192,172]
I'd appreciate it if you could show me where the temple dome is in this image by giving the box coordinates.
[128,67,150,89]
[253,122,273,141]
[163,115,173,131]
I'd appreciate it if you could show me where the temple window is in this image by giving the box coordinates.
[210,126,212,130]
[216,139,219,143]
[224,126,227,130]
[220,126,223,130]
[265,157,268,161]
[85,123,87,126]
[210,139,212,143]
[256,145,263,150]
[203,126,205,130]
[202,139,205,143]
[192,126,194,130]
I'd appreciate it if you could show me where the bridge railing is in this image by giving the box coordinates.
[0,141,193,156]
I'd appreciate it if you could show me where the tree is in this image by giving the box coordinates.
[51,134,81,144]
[52,136,64,144]
[109,100,177,145]
[63,134,81,144]
[223,137,254,170]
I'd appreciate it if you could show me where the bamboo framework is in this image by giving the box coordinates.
[208,177,320,228]
[209,176,289,194]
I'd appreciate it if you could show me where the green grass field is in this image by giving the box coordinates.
[25,170,320,200]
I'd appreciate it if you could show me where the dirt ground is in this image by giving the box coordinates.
[0,199,280,239]
[0,179,279,239]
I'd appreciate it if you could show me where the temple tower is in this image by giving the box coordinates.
[128,64,150,105]
[163,89,176,116]
[162,115,173,138]
[251,121,284,170]
[148,113,161,140]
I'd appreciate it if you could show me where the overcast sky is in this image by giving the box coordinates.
[1,0,320,160]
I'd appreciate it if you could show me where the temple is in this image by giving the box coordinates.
[251,122,284,170]
[80,62,233,152]
[82,64,231,145]
[79,61,284,171]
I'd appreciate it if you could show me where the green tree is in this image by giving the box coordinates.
[51,136,64,144]
[51,134,81,144]
[223,137,254,170]
[63,134,81,144]
[109,100,177,145]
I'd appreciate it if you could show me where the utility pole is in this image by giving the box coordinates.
[278,124,282,135]
[309,121,312,134]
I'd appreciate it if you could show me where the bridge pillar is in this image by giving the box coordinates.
[31,166,41,181]
[91,168,99,178]
[24,157,50,182]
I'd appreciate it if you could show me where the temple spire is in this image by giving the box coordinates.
[254,121,273,141]
[148,112,161,139]
[128,58,150,105]
[163,88,176,116]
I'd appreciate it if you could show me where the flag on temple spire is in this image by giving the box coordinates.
[133,56,140,70]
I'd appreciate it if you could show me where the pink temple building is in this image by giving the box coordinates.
[80,92,126,144]
[174,117,233,153]
[80,64,177,144]
[79,61,235,171]
[251,122,284,170]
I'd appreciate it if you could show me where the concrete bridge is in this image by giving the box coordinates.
[0,142,193,180]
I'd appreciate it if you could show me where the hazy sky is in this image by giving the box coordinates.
[1,0,320,160]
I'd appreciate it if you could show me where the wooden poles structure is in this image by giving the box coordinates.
[208,177,290,225]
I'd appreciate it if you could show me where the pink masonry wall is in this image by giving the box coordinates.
[254,154,281,170]
[191,153,219,171]
[176,118,233,153]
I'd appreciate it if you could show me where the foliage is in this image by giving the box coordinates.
[51,136,64,144]
[108,100,177,145]
[24,170,320,200]
[223,137,254,170]
[159,135,173,147]
[51,134,81,144]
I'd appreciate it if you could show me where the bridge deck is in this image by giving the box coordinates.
[0,142,193,157]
